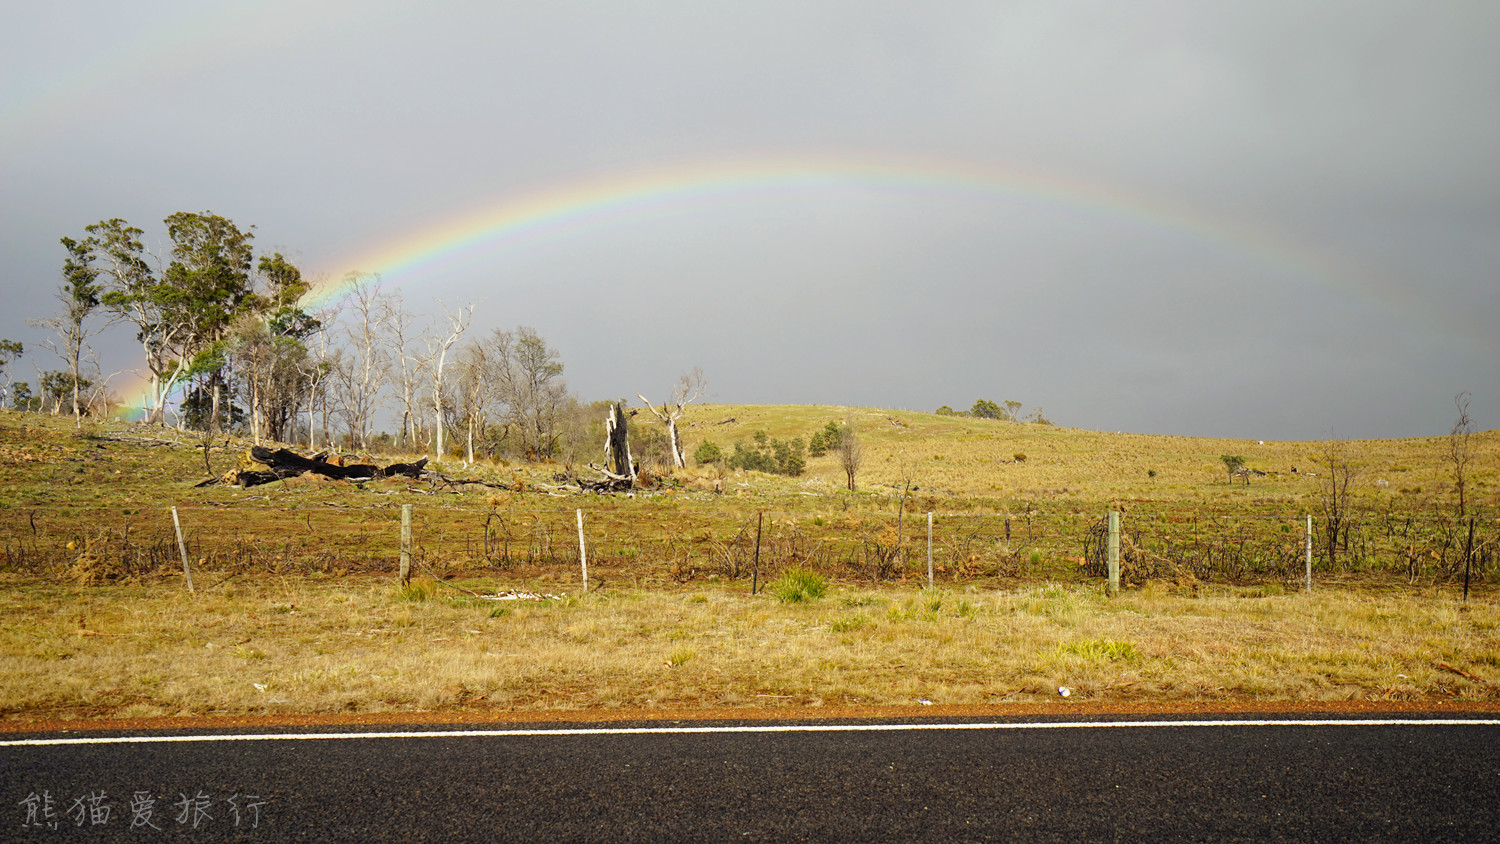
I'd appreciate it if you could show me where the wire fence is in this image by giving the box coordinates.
[2,502,1495,589]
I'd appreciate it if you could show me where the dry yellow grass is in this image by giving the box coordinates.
[2,409,1497,723]
[3,574,1495,722]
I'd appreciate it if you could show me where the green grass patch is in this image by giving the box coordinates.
[771,568,828,603]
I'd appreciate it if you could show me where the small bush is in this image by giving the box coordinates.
[728,432,806,476]
[772,568,828,603]
[693,440,724,466]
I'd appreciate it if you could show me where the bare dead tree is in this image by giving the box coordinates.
[425,300,475,460]
[453,340,495,466]
[637,367,706,470]
[379,292,429,451]
[838,423,863,492]
[329,274,389,450]
[300,300,340,450]
[1319,434,1357,572]
[1449,391,1474,519]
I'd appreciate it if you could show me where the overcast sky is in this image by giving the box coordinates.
[2,1,1495,440]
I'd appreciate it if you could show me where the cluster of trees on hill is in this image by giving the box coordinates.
[935,399,1052,425]
[1,213,664,466]
[692,420,865,490]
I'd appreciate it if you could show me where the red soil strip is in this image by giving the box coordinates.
[5,699,1499,735]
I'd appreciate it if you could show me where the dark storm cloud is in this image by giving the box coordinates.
[2,1,1494,439]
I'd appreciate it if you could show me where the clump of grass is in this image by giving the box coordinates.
[921,589,944,615]
[830,614,870,633]
[397,579,436,602]
[1057,638,1140,662]
[667,647,695,667]
[772,568,828,603]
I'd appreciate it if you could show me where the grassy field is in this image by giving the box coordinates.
[0,407,1496,722]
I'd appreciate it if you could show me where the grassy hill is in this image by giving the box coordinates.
[678,403,1496,509]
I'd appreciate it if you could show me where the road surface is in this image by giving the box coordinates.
[5,714,1498,841]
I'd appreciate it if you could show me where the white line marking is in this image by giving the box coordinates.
[2,719,1497,747]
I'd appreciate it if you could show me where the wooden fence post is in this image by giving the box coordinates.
[171,507,195,594]
[1106,510,1120,597]
[576,509,588,593]
[1463,516,1474,602]
[400,504,412,586]
[1305,514,1313,592]
[926,512,934,590]
[751,512,763,595]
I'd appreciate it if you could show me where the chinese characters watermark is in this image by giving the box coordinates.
[20,789,267,831]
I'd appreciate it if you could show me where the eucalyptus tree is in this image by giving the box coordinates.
[86,213,262,426]
[490,326,568,460]
[28,237,108,424]
[88,218,178,424]
[0,339,22,405]
[160,212,258,430]
[229,254,320,443]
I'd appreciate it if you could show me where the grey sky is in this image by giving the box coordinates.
[2,1,1495,440]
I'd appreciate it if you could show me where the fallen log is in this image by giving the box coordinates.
[425,472,511,491]
[195,448,435,488]
[578,463,635,493]
[384,458,429,479]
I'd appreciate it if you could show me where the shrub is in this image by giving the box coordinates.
[693,440,724,466]
[771,568,828,603]
[972,399,1004,419]
[728,432,806,476]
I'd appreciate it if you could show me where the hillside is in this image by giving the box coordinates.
[676,404,1498,510]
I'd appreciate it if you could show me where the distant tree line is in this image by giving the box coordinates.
[935,399,1052,425]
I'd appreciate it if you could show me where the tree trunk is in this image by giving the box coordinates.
[605,402,635,479]
[666,417,685,469]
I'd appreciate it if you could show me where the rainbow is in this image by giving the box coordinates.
[111,151,1464,419]
[303,151,1389,313]
[3,2,326,139]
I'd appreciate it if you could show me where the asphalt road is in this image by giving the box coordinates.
[4,715,1498,842]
